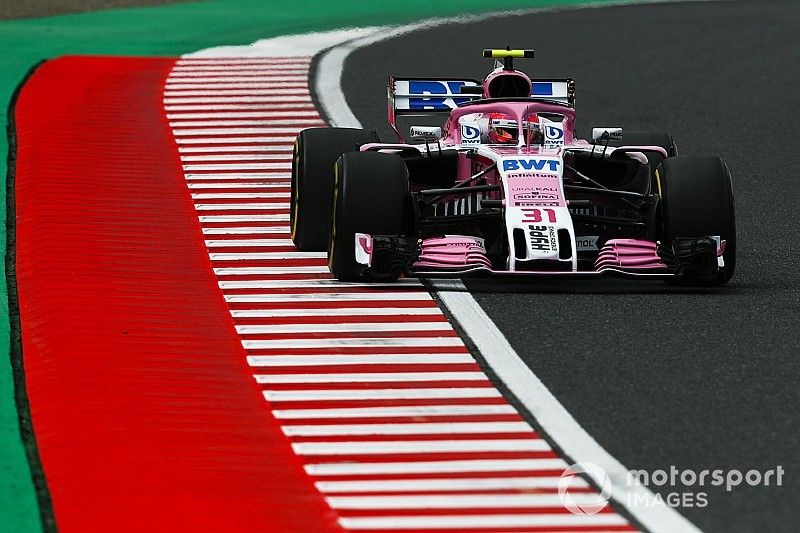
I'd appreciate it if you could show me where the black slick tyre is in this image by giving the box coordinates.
[290,127,379,251]
[328,152,412,281]
[657,155,736,285]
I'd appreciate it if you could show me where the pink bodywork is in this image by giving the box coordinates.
[413,237,492,270]
[408,236,668,277]
[444,100,576,146]
[482,68,532,99]
[595,239,668,271]
[359,73,678,278]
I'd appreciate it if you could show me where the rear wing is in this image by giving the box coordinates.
[388,76,576,140]
[530,79,575,106]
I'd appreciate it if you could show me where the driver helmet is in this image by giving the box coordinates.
[488,112,517,144]
[523,113,543,144]
[487,113,543,144]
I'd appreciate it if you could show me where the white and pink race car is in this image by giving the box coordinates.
[291,49,735,285]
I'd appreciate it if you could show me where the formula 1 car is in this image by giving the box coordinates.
[291,48,735,285]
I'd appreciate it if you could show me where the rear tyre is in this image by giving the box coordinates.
[658,156,736,285]
[290,127,379,251]
[328,152,413,281]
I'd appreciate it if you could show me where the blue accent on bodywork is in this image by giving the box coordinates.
[531,82,554,96]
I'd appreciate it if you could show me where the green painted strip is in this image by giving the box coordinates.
[0,1,617,530]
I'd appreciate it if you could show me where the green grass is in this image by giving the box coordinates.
[0,0,615,529]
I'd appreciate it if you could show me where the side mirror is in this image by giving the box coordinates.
[409,126,442,142]
[592,127,623,142]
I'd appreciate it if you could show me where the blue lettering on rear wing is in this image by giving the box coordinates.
[390,77,575,114]
[392,79,482,112]
[387,76,575,141]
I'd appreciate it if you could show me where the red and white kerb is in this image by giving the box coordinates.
[165,56,634,532]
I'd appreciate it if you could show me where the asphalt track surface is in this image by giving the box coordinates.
[340,1,800,530]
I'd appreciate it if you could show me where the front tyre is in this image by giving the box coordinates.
[290,127,379,251]
[658,155,736,285]
[328,152,414,281]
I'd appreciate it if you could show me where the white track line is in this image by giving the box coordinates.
[246,354,475,367]
[196,193,289,200]
[215,266,331,275]
[224,292,430,301]
[171,69,311,75]
[337,514,628,530]
[195,203,289,210]
[264,388,501,402]
[174,128,307,136]
[327,493,599,510]
[177,136,297,144]
[176,58,312,64]
[204,227,291,235]
[179,144,295,152]
[193,183,289,189]
[184,172,290,180]
[176,60,312,65]
[220,279,422,288]
[196,204,288,212]
[243,338,464,349]
[166,99,311,107]
[164,92,311,99]
[281,421,530,436]
[231,307,443,317]
[237,322,450,334]
[273,404,517,420]
[165,83,309,90]
[185,162,291,170]
[168,75,309,82]
[316,476,578,493]
[305,458,569,476]
[181,153,296,160]
[291,439,548,456]
[212,251,323,261]
[171,119,321,127]
[206,239,293,247]
[257,372,487,385]
[169,112,319,120]
[168,103,309,112]
[173,62,311,68]
[169,103,315,110]
[315,6,702,532]
[200,215,289,223]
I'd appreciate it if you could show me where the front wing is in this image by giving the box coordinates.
[354,233,726,281]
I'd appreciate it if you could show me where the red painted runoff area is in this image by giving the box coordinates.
[11,56,335,532]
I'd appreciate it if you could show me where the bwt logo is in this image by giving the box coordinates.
[462,124,480,140]
[502,158,561,172]
[545,125,564,140]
